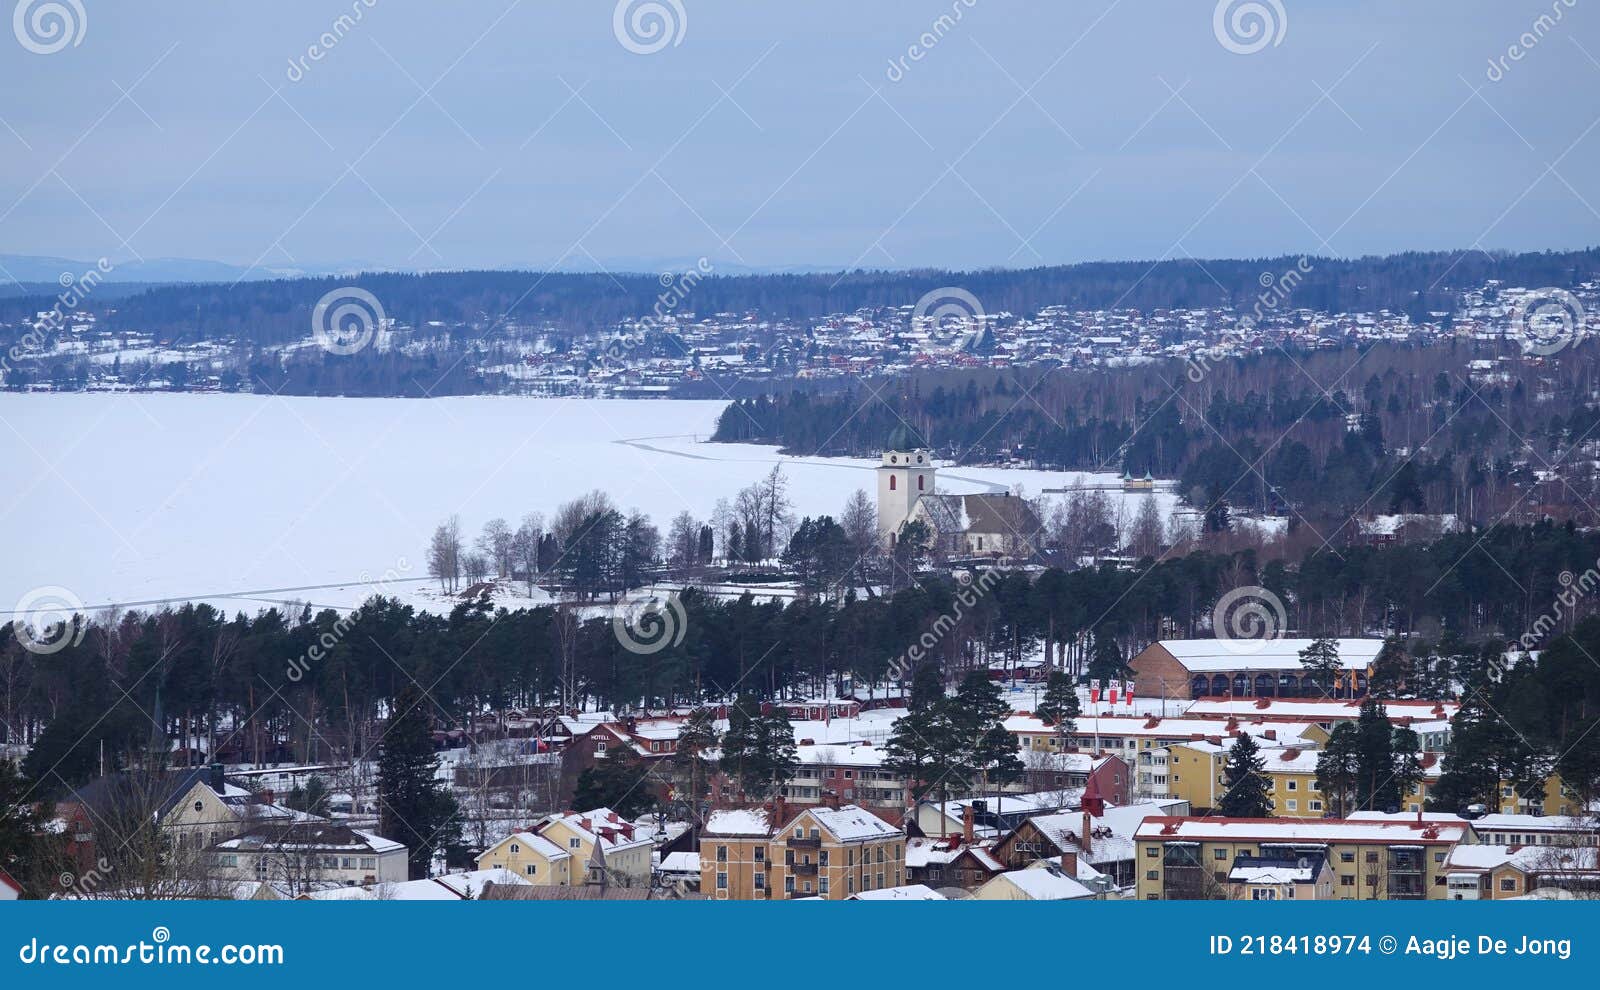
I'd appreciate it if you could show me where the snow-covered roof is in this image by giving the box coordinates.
[850,883,946,901]
[1183,697,1456,722]
[704,809,771,837]
[659,851,701,874]
[805,805,900,843]
[1153,638,1383,672]
[990,866,1094,900]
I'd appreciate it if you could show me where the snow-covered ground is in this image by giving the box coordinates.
[1,393,1176,617]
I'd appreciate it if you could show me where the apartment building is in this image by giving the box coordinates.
[1133,817,1467,900]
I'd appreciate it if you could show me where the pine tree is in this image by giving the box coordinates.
[1034,670,1081,740]
[671,707,719,809]
[1219,734,1274,817]
[377,686,462,879]
[719,695,797,799]
[1298,637,1342,698]
[1354,696,1400,812]
[884,667,956,804]
[1315,722,1361,817]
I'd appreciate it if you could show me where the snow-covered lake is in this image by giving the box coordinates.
[0,393,1176,616]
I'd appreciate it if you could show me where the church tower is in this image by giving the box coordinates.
[876,443,934,546]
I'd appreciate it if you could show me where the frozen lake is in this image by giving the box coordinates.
[0,393,1177,616]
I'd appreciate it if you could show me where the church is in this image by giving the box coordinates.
[875,443,1042,559]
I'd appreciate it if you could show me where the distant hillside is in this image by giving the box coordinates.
[3,247,1596,345]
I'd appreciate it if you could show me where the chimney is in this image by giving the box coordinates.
[962,804,975,844]
[1263,729,1277,741]
[771,794,786,830]
[208,763,225,794]
[1061,850,1078,877]
[1081,811,1093,855]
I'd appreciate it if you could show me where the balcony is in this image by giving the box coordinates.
[791,862,818,876]
[787,836,821,849]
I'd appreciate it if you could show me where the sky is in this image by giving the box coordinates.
[0,0,1597,275]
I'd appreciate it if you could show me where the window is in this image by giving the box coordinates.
[595,740,606,753]
[510,843,519,854]
[1286,800,1297,812]
[820,877,830,894]
[1213,849,1227,860]
[570,838,581,849]
[1146,847,1159,858]
[1340,852,1354,863]
[754,873,765,890]
[1146,870,1159,881]
[1309,800,1323,812]
[1434,852,1445,864]
[1365,851,1378,863]
[1286,780,1297,791]
[717,845,728,862]
[784,876,794,892]
[819,851,829,866]
[753,846,764,862]
[526,864,537,876]
[889,476,897,491]
[717,872,727,890]
[1341,875,1355,887]
[917,475,925,491]
[810,828,819,839]
[804,881,812,893]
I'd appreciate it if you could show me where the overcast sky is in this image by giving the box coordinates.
[1,0,1597,274]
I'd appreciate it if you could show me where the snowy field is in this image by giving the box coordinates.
[1,393,1177,617]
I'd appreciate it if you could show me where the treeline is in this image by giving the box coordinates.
[7,522,1600,803]
[715,341,1600,532]
[4,247,1598,347]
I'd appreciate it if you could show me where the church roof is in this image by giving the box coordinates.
[916,493,967,533]
[962,493,1042,537]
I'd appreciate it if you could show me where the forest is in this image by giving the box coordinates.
[5,520,1600,815]
[713,339,1600,536]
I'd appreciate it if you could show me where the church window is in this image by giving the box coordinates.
[889,476,896,491]
[917,475,924,491]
